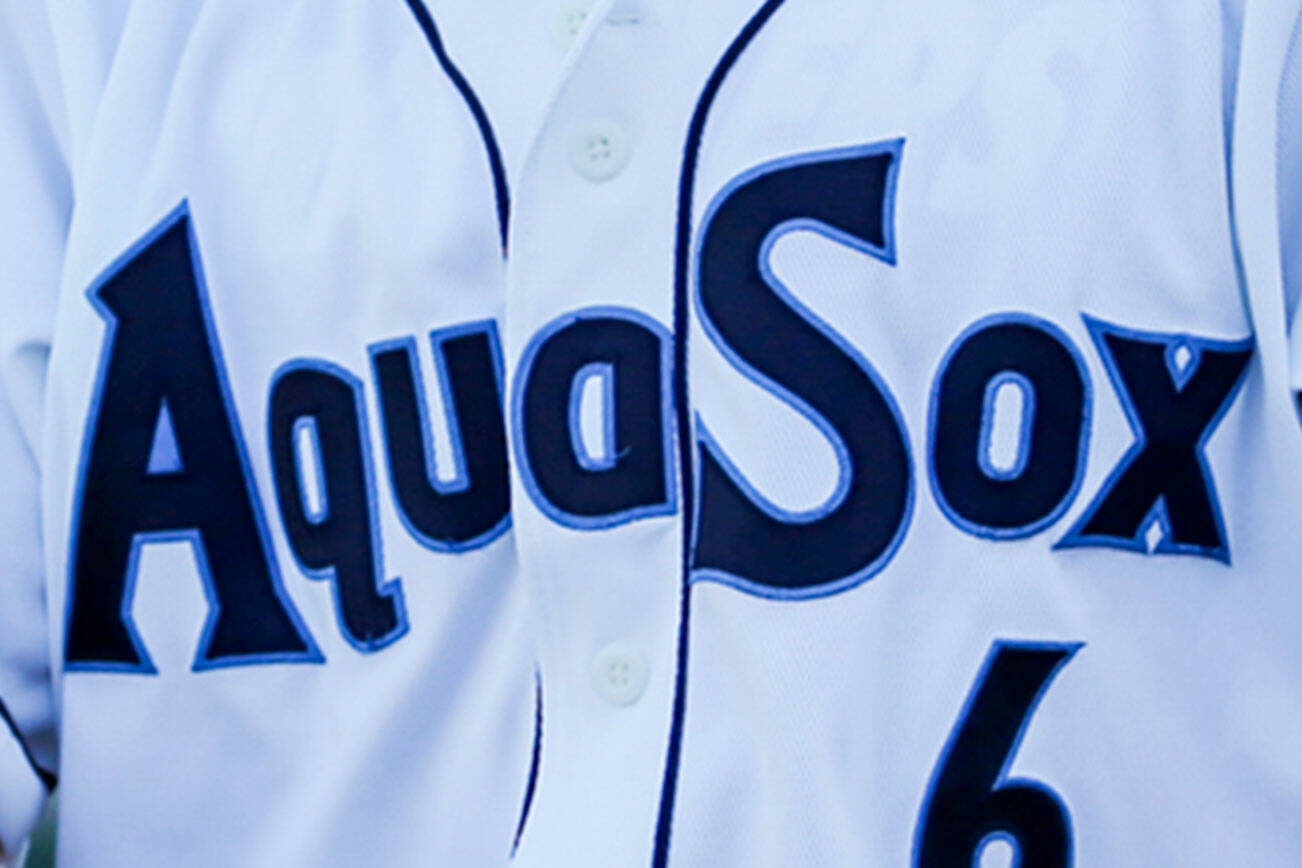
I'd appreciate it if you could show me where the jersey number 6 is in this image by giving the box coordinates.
[916,640,1081,868]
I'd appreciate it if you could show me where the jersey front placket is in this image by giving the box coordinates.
[504,0,768,863]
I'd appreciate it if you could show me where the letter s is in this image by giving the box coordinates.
[692,141,913,598]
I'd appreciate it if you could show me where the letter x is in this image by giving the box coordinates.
[1058,316,1253,563]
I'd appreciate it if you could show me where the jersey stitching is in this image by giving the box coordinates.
[403,0,511,252]
[0,695,55,793]
[655,2,791,865]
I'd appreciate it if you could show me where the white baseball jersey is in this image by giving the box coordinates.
[3,0,1302,866]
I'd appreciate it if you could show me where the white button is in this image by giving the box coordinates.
[591,642,649,707]
[569,121,632,182]
[552,4,592,51]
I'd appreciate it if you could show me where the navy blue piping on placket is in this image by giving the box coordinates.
[511,670,544,857]
[404,0,512,251]
[0,696,56,791]
[654,2,790,866]
[403,1,542,850]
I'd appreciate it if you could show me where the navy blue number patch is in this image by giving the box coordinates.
[370,321,510,552]
[1058,316,1253,562]
[916,641,1081,868]
[929,314,1091,540]
[66,205,320,673]
[269,360,408,653]
[513,307,677,529]
[691,141,912,599]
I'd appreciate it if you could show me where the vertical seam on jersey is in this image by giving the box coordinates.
[654,2,789,865]
[511,668,544,858]
[1274,7,1302,347]
[1223,0,1252,357]
[0,696,55,792]
[403,0,512,252]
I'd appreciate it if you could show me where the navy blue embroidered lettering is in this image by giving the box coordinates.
[916,641,1081,868]
[269,361,408,653]
[66,206,319,673]
[691,141,912,599]
[1058,317,1253,563]
[66,207,1258,678]
[370,322,510,552]
[930,316,1090,540]
[514,308,676,529]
